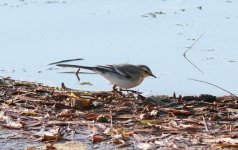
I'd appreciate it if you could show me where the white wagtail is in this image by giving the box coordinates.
[57,64,156,89]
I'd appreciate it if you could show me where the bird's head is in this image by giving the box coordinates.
[138,65,156,78]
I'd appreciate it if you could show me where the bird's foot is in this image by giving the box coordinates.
[112,85,123,95]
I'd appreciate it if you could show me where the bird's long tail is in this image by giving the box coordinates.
[56,64,94,71]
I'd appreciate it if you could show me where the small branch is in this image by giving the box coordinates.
[110,107,113,129]
[76,68,81,82]
[48,58,84,65]
[183,56,204,73]
[58,71,95,75]
[188,78,237,98]
[183,33,204,55]
[58,70,96,84]
[183,33,205,73]
[202,115,209,132]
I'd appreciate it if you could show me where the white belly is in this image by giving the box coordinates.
[99,73,143,89]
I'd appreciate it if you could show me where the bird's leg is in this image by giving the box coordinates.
[112,85,117,92]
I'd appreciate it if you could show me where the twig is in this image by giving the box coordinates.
[188,78,237,98]
[58,69,96,84]
[183,33,205,73]
[202,115,209,132]
[58,71,95,75]
[48,58,84,65]
[76,68,81,82]
[110,107,113,129]
[183,57,204,73]
[183,33,204,55]
[203,137,238,144]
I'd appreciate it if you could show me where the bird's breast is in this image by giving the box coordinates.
[100,73,144,89]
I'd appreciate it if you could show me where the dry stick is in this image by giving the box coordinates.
[183,56,204,73]
[58,71,95,75]
[110,107,113,129]
[59,69,95,83]
[48,58,84,65]
[202,115,209,132]
[76,68,81,82]
[183,33,205,73]
[188,78,237,98]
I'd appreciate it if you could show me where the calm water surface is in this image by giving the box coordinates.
[0,0,238,96]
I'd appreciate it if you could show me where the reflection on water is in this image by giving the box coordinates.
[0,0,238,96]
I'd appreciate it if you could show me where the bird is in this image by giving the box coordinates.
[57,63,156,89]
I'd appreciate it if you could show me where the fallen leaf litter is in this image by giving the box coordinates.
[0,77,238,149]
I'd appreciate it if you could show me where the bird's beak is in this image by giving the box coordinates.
[150,73,157,78]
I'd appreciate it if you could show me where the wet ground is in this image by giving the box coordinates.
[0,77,238,149]
[0,0,238,96]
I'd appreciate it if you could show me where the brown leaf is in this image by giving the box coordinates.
[70,98,92,109]
[92,134,105,143]
[20,109,38,116]
[58,110,74,118]
[216,142,238,148]
[160,108,193,116]
[85,113,99,120]
[42,134,61,142]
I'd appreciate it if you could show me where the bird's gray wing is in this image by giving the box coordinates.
[113,64,140,79]
[95,64,133,79]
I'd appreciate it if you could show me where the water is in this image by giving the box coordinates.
[0,0,238,96]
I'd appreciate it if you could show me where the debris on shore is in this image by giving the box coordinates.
[0,77,238,149]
